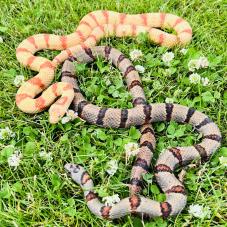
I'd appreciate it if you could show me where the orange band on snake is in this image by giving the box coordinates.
[15,10,192,123]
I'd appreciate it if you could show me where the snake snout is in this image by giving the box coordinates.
[64,163,80,173]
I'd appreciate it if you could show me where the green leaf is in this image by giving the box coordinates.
[97,186,108,197]
[115,79,123,89]
[193,96,201,104]
[12,182,23,193]
[129,127,141,140]
[113,138,123,146]
[214,91,221,99]
[0,26,8,33]
[174,127,186,138]
[157,123,165,132]
[74,62,86,72]
[64,207,77,217]
[171,60,180,67]
[132,217,143,227]
[0,145,14,163]
[108,85,115,94]
[167,123,176,135]
[152,80,162,90]
[209,55,222,67]
[184,136,195,145]
[145,222,156,227]
[202,91,215,103]
[67,198,75,207]
[145,53,161,67]
[51,174,62,190]
[96,129,107,141]
[143,173,153,184]
[0,183,11,199]
[219,147,227,157]
[23,127,39,141]
[25,142,37,155]
[145,217,167,227]
[155,217,168,227]
[157,193,166,202]
[112,90,120,97]
[223,91,227,105]
[150,184,160,194]
[60,134,69,143]
[97,95,104,103]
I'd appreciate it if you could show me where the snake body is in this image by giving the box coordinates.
[62,46,221,219]
[62,46,156,195]
[15,10,192,123]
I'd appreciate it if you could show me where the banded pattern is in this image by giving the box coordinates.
[61,46,155,194]
[62,46,221,219]
[15,10,192,123]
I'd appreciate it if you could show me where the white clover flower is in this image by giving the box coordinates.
[164,68,173,76]
[188,57,209,71]
[61,116,71,124]
[219,156,227,167]
[39,150,52,161]
[14,75,25,87]
[198,56,209,68]
[189,73,201,84]
[8,151,22,168]
[188,59,200,72]
[180,48,188,55]
[103,194,120,206]
[201,77,209,86]
[0,127,15,140]
[129,49,143,61]
[0,36,3,43]
[161,52,174,65]
[125,142,139,158]
[135,65,145,73]
[189,204,211,219]
[165,97,174,103]
[106,160,118,176]
[66,110,78,121]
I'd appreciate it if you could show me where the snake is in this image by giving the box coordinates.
[62,46,221,219]
[15,10,193,124]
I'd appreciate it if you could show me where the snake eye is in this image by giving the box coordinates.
[73,165,80,173]
[64,163,74,172]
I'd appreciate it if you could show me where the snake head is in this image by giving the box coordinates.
[49,106,64,124]
[64,163,84,184]
[64,163,80,173]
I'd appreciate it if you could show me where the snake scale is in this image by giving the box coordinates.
[15,10,222,219]
[62,46,221,219]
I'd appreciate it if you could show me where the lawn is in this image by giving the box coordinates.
[0,0,226,226]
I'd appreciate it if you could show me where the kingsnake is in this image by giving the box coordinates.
[62,46,221,219]
[15,10,192,123]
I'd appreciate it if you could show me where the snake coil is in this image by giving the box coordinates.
[62,46,221,219]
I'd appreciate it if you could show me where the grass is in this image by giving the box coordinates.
[0,0,226,226]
